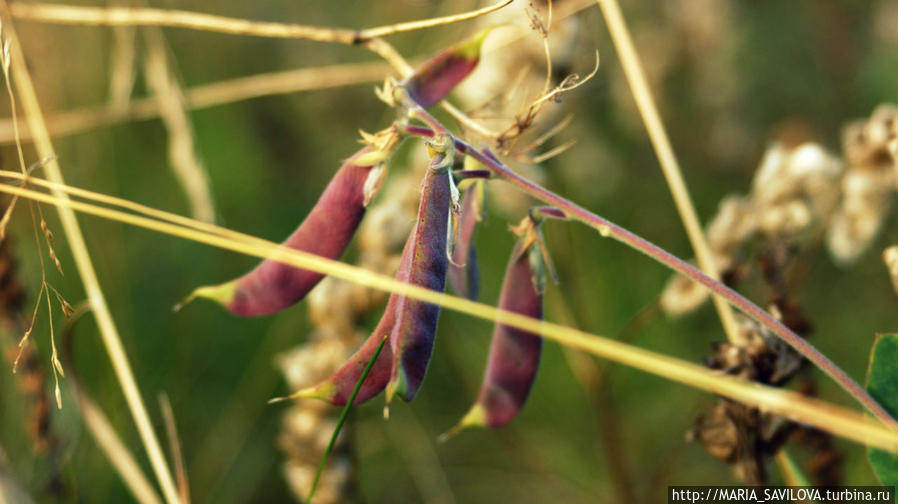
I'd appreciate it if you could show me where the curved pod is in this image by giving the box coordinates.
[386,149,453,403]
[189,147,382,316]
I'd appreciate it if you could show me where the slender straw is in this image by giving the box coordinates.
[8,1,513,44]
[595,0,740,344]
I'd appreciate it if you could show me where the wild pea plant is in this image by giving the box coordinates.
[186,18,898,499]
[1,1,898,503]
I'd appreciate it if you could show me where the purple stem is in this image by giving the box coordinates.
[454,169,492,180]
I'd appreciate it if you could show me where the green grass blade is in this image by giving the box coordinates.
[306,335,387,504]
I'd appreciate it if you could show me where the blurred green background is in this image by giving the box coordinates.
[1,0,898,502]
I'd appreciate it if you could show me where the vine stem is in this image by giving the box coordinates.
[402,123,898,430]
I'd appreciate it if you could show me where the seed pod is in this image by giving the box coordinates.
[185,131,398,316]
[403,29,491,108]
[447,180,484,300]
[287,296,396,406]
[445,215,547,436]
[385,139,454,403]
[283,236,416,406]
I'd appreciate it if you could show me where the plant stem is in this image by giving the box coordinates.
[402,122,898,430]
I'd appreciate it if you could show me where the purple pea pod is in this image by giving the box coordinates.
[183,129,398,316]
[402,28,491,108]
[448,179,484,300]
[384,138,454,404]
[275,314,394,405]
[443,214,549,437]
[278,234,419,406]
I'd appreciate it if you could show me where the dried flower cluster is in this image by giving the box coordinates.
[689,314,804,484]
[668,105,898,484]
[662,103,898,316]
[829,104,898,264]
[661,142,843,316]
[454,0,581,216]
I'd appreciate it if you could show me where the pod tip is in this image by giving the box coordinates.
[178,282,237,311]
[438,404,486,443]
[456,26,495,59]
[383,380,397,419]
[267,384,328,405]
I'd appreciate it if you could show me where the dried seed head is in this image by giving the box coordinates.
[660,272,709,317]
[276,335,356,392]
[283,457,351,504]
[842,104,898,168]
[706,195,756,257]
[826,104,898,264]
[665,142,843,316]
[689,400,790,485]
[750,143,842,238]
[660,252,730,317]
[706,313,804,386]
[691,312,805,484]
[827,168,894,264]
[307,278,358,333]
[758,200,813,237]
[359,202,414,263]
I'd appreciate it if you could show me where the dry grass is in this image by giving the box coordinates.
[142,26,215,223]
[0,61,391,143]
[0,3,181,502]
[595,0,741,344]
[8,0,513,43]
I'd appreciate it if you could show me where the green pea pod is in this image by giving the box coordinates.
[183,130,397,316]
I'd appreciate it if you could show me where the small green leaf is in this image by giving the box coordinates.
[866,333,898,487]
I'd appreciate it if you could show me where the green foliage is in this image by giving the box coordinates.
[867,334,898,488]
